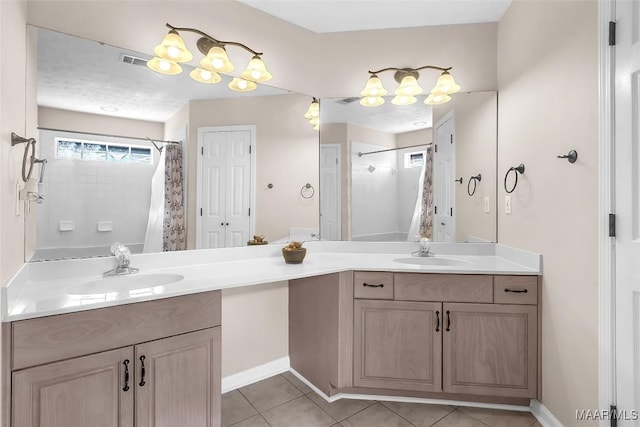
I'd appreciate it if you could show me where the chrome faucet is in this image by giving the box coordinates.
[412,236,434,257]
[104,243,139,276]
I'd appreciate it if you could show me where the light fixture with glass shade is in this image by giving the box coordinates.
[147,23,272,92]
[358,66,461,107]
[304,98,320,131]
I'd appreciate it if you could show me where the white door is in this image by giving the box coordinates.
[320,144,341,240]
[615,1,640,422]
[198,130,252,248]
[433,111,455,242]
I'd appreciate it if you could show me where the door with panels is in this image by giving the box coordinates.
[199,129,252,248]
[432,111,456,242]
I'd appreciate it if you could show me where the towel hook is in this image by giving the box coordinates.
[557,150,578,163]
[504,164,525,194]
[467,174,482,196]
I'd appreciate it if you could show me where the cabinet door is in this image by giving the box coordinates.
[12,347,134,427]
[443,303,537,398]
[135,327,221,427]
[354,300,442,392]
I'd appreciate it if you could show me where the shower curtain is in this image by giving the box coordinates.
[407,147,434,240]
[143,144,186,252]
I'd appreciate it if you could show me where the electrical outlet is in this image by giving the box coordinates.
[484,196,490,213]
[505,195,512,215]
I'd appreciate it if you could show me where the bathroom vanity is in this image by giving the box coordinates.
[1,242,541,427]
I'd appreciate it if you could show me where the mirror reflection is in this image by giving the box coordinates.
[28,27,319,261]
[319,91,497,243]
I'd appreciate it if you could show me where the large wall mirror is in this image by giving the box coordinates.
[319,91,497,243]
[27,27,320,261]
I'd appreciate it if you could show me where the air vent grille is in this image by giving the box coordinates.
[119,54,148,67]
[337,97,360,104]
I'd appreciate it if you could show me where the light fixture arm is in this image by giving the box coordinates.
[368,65,451,75]
[165,23,263,56]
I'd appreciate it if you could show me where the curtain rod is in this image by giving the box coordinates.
[357,143,432,157]
[37,127,182,145]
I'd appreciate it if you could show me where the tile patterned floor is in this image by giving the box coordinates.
[222,373,542,427]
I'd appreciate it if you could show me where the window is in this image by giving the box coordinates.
[55,138,153,164]
[404,151,426,168]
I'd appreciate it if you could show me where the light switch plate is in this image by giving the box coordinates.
[505,195,512,214]
[484,196,490,213]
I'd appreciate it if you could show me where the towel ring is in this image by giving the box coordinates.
[504,164,525,194]
[467,174,482,196]
[12,133,37,182]
[300,183,315,199]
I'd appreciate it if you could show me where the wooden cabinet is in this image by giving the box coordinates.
[353,299,441,392]
[349,272,539,401]
[8,291,222,427]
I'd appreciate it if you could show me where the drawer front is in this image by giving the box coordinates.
[12,290,221,370]
[494,276,538,305]
[354,272,394,299]
[394,274,493,303]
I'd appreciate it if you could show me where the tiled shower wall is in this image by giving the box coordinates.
[35,129,158,257]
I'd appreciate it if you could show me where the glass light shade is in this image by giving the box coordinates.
[201,46,235,73]
[359,96,385,107]
[431,71,461,95]
[308,117,319,126]
[153,31,193,63]
[147,57,182,75]
[304,100,320,119]
[359,75,388,97]
[189,68,222,84]
[228,77,257,92]
[395,75,423,96]
[240,56,273,82]
[312,123,319,131]
[391,94,417,105]
[425,92,451,105]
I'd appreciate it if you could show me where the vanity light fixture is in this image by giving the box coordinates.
[304,98,320,131]
[147,23,272,92]
[359,66,460,107]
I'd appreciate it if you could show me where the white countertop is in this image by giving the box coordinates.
[3,241,541,322]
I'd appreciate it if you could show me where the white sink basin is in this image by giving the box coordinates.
[65,273,185,295]
[394,257,469,267]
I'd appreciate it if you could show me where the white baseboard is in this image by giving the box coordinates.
[531,400,564,427]
[221,357,290,394]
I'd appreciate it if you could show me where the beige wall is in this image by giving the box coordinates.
[497,1,598,425]
[38,107,164,140]
[187,94,319,245]
[396,128,433,148]
[221,282,288,376]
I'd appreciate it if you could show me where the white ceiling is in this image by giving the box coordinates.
[38,1,512,132]
[237,0,512,33]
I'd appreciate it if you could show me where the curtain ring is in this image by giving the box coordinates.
[300,183,315,199]
[504,164,525,194]
[467,174,481,196]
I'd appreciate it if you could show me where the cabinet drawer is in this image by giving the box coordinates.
[12,290,221,370]
[354,272,394,299]
[394,274,493,303]
[494,276,538,305]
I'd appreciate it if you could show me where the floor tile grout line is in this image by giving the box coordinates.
[375,401,419,427]
[223,390,260,427]
[280,371,311,394]
[304,391,346,423]
[451,408,493,427]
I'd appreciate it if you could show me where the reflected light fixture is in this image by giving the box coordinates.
[359,66,460,107]
[148,23,272,92]
[304,98,320,131]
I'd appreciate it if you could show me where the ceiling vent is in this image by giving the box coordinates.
[337,97,360,105]
[119,54,148,67]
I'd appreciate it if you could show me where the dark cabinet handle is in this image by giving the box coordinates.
[122,359,130,392]
[504,288,528,293]
[362,283,384,288]
[445,310,451,332]
[435,311,440,332]
[139,355,146,387]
